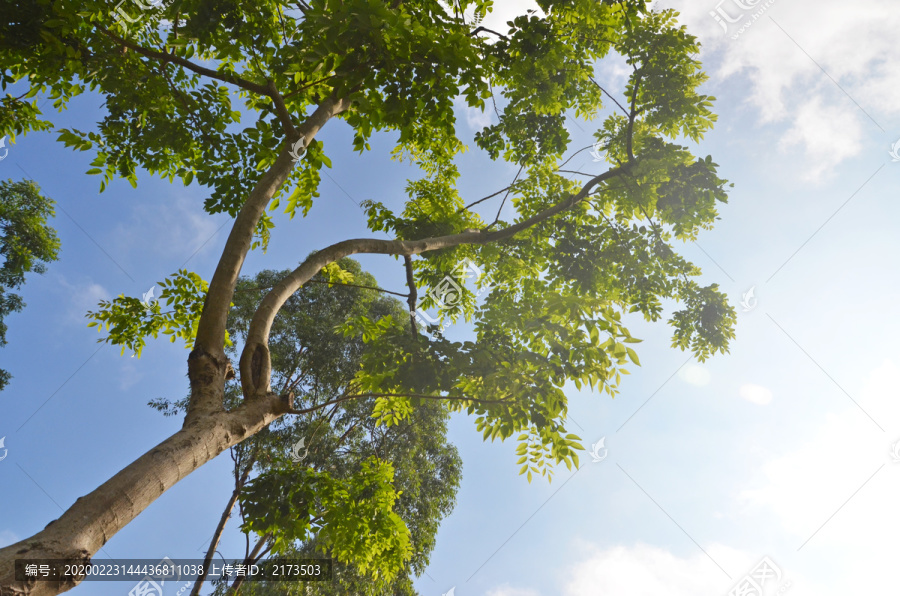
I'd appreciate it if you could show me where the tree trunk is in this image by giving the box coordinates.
[0,384,291,595]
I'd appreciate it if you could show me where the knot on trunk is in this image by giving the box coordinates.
[187,349,230,386]
[239,342,271,400]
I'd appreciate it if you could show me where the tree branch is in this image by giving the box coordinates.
[190,93,351,417]
[95,25,270,96]
[240,164,627,394]
[305,277,409,298]
[190,452,256,596]
[470,26,509,40]
[588,75,629,117]
[487,164,523,229]
[460,184,512,213]
[404,256,418,339]
[288,392,515,416]
[626,71,643,163]
[267,79,298,139]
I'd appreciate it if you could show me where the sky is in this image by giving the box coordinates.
[2,0,900,594]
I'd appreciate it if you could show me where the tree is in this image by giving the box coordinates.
[154,261,461,595]
[0,1,736,593]
[0,178,61,391]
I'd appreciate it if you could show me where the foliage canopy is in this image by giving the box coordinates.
[0,2,738,590]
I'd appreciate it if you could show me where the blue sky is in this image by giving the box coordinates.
[2,0,900,594]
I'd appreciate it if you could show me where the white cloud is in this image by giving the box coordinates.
[111,191,222,265]
[777,98,864,182]
[679,364,711,386]
[739,383,773,405]
[562,542,774,595]
[485,585,540,596]
[659,0,900,178]
[457,97,495,132]
[738,359,900,592]
[118,358,143,391]
[436,0,540,34]
[477,0,541,33]
[53,275,110,325]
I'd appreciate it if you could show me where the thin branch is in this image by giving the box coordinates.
[304,277,409,298]
[559,145,596,170]
[95,24,270,96]
[284,74,338,99]
[227,533,272,594]
[190,453,256,596]
[470,26,509,40]
[488,77,502,122]
[588,75,629,117]
[460,185,512,213]
[488,164,524,229]
[288,392,514,416]
[335,421,359,450]
[558,169,596,177]
[404,256,418,339]
[626,71,643,163]
[267,80,298,139]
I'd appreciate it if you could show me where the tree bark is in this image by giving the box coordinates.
[0,393,292,595]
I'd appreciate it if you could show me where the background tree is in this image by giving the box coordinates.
[150,260,462,595]
[0,178,60,391]
[0,1,736,593]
